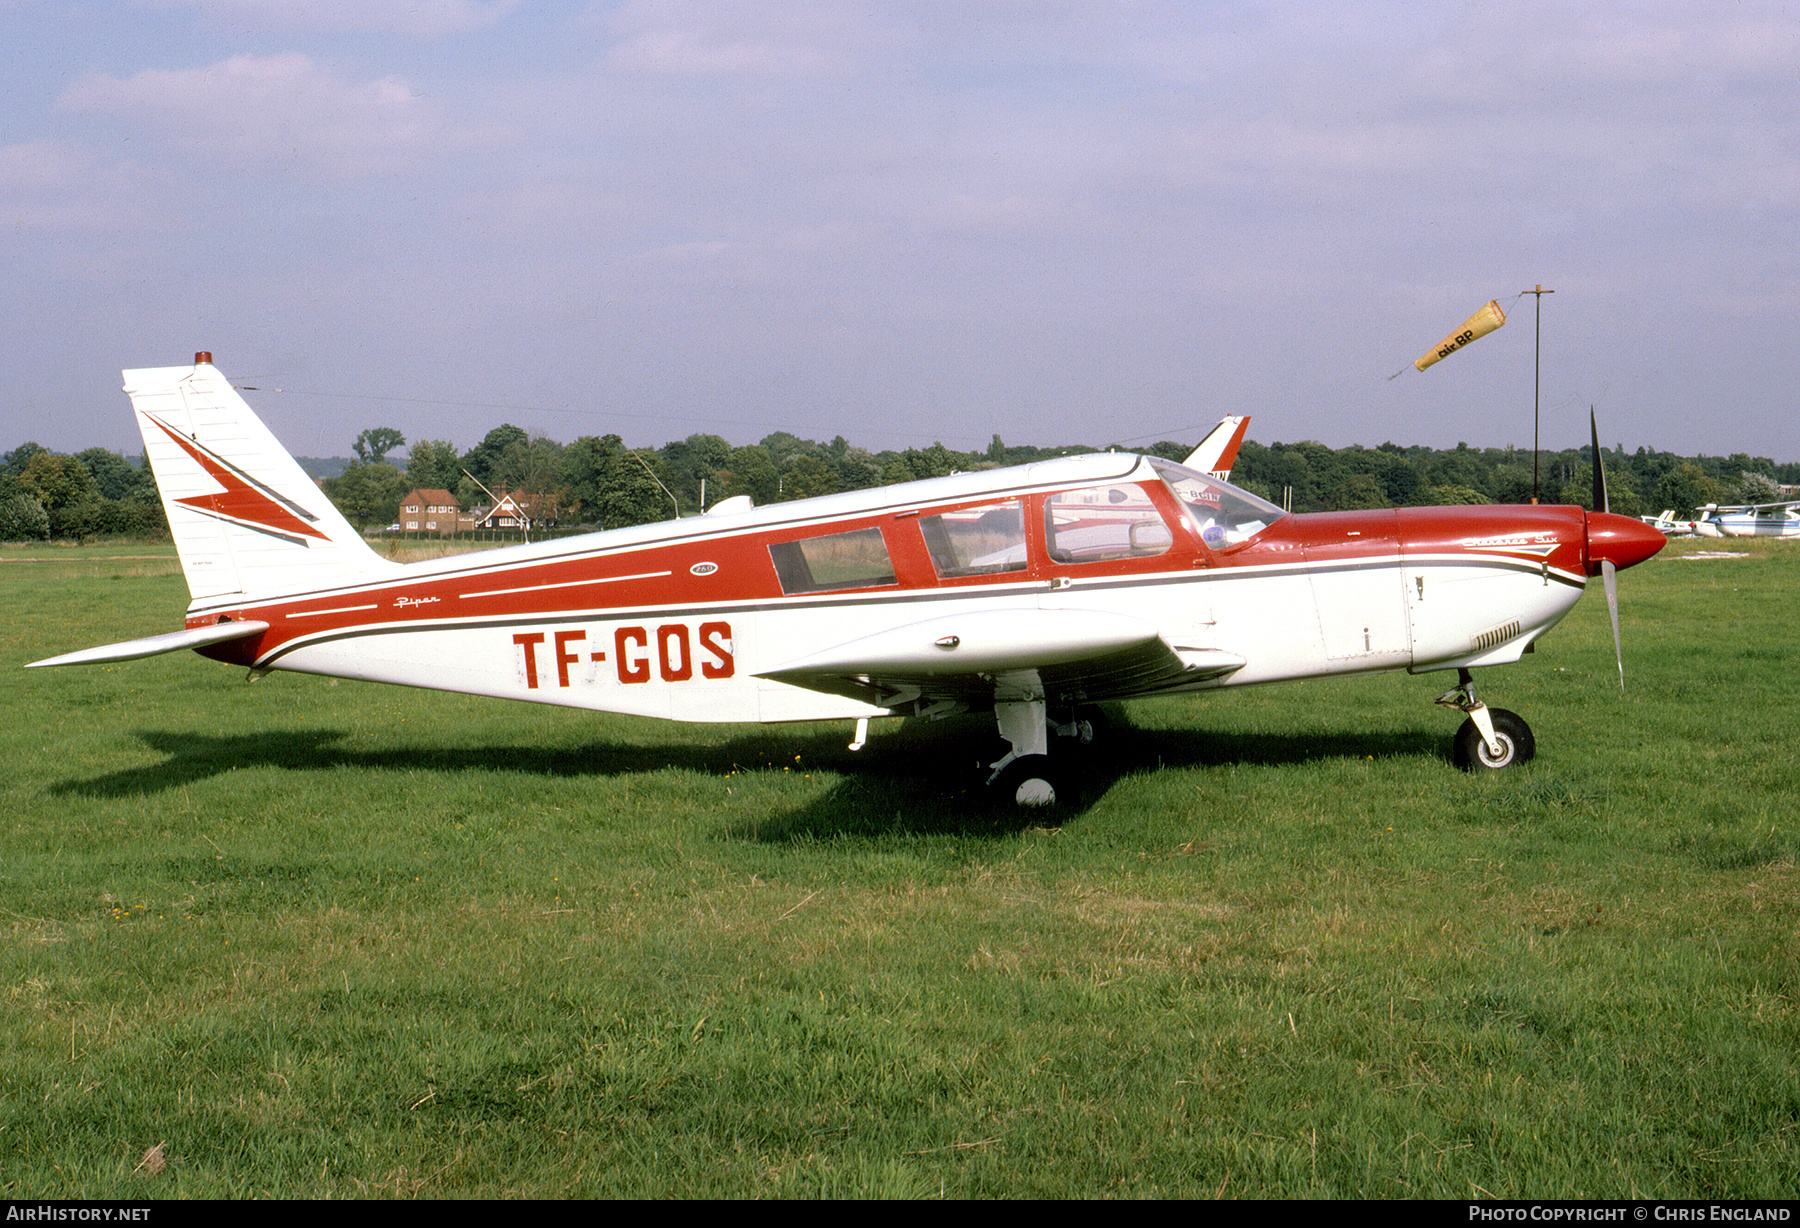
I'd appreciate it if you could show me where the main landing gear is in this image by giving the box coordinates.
[986,697,1103,809]
[1435,669,1535,771]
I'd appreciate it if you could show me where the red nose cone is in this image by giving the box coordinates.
[1586,512,1665,574]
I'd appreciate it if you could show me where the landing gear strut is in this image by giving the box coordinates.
[1435,669,1535,771]
[987,688,1086,808]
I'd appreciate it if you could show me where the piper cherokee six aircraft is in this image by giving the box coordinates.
[29,355,1666,806]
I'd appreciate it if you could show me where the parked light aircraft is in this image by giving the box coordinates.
[30,355,1666,806]
[1691,501,1800,539]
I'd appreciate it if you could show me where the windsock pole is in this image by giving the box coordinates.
[1522,285,1554,502]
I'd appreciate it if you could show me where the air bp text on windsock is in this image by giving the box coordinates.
[1414,300,1506,371]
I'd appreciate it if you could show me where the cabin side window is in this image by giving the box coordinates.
[1044,484,1173,564]
[920,500,1027,579]
[768,527,897,595]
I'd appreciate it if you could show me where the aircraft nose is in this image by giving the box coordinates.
[1586,511,1666,575]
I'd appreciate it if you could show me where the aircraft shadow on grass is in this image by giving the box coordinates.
[740,717,1440,841]
[52,711,1439,839]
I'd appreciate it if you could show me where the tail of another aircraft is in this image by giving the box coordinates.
[128,353,396,603]
[1182,415,1251,480]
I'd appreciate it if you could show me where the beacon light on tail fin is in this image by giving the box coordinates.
[32,352,1665,808]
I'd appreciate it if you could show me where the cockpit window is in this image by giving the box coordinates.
[1151,458,1286,548]
[1044,484,1174,564]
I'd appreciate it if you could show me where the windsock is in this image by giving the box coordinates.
[1414,300,1506,371]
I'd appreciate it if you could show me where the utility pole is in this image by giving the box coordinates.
[1522,284,1554,503]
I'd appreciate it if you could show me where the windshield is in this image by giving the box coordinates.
[1150,458,1286,548]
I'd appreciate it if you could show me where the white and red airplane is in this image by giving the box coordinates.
[30,355,1666,806]
[1640,510,1702,538]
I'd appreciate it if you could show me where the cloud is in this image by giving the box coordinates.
[606,28,847,77]
[597,0,881,77]
[0,141,150,231]
[0,139,85,193]
[923,193,1058,237]
[136,0,519,38]
[1534,11,1800,85]
[59,54,468,176]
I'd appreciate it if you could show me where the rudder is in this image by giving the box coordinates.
[128,353,395,602]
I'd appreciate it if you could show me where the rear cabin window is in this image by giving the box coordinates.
[768,527,897,595]
[920,500,1027,579]
[1044,484,1173,564]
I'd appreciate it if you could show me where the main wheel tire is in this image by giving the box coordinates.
[1452,708,1536,771]
[992,754,1078,809]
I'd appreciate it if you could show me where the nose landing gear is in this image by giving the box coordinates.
[1435,669,1536,771]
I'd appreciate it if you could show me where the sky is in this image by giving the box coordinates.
[5,1,1799,465]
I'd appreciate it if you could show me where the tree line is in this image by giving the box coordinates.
[3,423,1794,543]
[1227,438,1795,518]
[323,424,1800,531]
[0,442,166,543]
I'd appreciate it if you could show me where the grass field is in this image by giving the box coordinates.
[2,536,1795,1198]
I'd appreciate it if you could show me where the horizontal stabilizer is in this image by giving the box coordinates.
[27,620,270,668]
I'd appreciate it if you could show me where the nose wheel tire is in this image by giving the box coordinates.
[1452,708,1535,771]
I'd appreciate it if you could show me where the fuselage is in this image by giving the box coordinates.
[1707,508,1800,538]
[187,453,1664,724]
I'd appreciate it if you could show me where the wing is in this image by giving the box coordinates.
[755,608,1244,711]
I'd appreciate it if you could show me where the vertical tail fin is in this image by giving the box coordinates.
[128,353,396,602]
[1182,415,1251,481]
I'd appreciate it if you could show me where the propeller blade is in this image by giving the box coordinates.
[1603,557,1624,691]
[1591,410,1631,689]
[1590,407,1609,514]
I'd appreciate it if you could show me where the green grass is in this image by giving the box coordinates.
[2,537,1795,1197]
